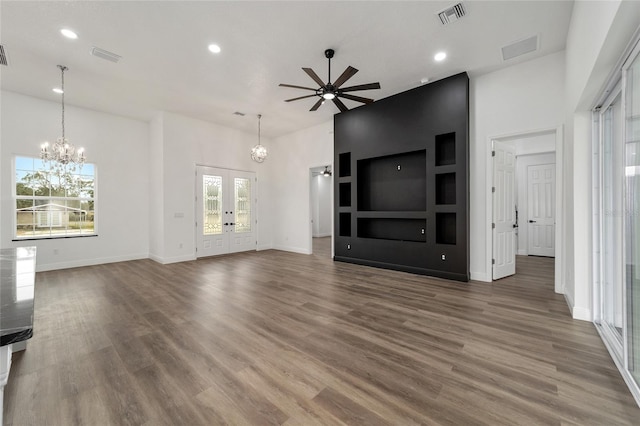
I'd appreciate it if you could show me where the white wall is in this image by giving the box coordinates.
[514,133,556,156]
[312,175,332,237]
[1,90,149,271]
[470,51,566,282]
[515,152,556,255]
[151,112,273,263]
[270,121,333,254]
[564,0,640,321]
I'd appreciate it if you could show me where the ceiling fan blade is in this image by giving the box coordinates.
[339,93,374,104]
[340,82,381,93]
[333,66,358,88]
[302,67,326,87]
[333,97,348,112]
[285,94,318,102]
[279,83,317,91]
[310,98,324,111]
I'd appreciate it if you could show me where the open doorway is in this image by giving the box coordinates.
[488,128,563,292]
[309,165,333,257]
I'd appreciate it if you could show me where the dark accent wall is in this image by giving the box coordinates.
[334,72,469,281]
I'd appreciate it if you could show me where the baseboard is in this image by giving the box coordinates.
[257,243,273,251]
[273,244,311,255]
[312,233,331,238]
[572,306,592,322]
[36,252,149,272]
[152,254,197,265]
[470,271,491,282]
[517,249,527,256]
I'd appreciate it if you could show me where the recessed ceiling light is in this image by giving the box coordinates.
[208,44,221,54]
[434,51,447,62]
[60,28,78,39]
[52,88,64,94]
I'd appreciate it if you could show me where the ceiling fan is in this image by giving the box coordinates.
[312,166,332,177]
[279,49,381,112]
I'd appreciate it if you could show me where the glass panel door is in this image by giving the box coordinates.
[625,45,640,384]
[600,89,625,347]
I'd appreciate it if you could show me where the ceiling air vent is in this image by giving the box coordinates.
[502,35,538,61]
[438,3,466,25]
[233,111,246,116]
[0,45,8,66]
[90,46,121,63]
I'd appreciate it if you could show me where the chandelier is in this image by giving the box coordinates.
[40,65,86,176]
[251,114,268,163]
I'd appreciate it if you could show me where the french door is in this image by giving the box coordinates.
[196,166,256,257]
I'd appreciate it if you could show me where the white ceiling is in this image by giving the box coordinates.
[0,1,574,138]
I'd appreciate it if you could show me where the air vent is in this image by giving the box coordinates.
[90,46,121,63]
[233,111,246,116]
[502,35,538,61]
[438,3,466,25]
[0,45,8,66]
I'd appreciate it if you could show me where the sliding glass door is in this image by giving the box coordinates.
[624,41,640,385]
[598,88,624,351]
[594,36,640,404]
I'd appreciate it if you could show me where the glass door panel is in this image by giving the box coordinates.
[625,47,640,383]
[234,177,251,233]
[602,91,624,344]
[203,175,223,235]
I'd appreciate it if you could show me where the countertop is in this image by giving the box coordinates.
[0,247,36,346]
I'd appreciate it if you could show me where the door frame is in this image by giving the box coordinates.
[308,164,334,257]
[485,126,564,294]
[195,163,258,258]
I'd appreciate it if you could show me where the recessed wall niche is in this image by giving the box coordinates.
[357,150,426,211]
[334,72,469,282]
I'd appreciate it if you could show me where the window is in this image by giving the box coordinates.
[14,156,96,239]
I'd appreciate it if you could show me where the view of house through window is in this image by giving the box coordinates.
[14,156,96,238]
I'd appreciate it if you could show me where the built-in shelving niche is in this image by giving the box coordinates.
[358,218,426,242]
[436,212,456,245]
[436,132,456,166]
[436,173,456,205]
[357,150,426,211]
[339,152,351,178]
[339,212,351,237]
[339,182,351,207]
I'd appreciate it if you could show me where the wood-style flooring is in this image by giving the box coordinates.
[3,249,640,425]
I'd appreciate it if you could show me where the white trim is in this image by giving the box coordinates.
[155,254,198,265]
[486,126,564,296]
[36,252,149,272]
[257,243,273,251]
[572,306,592,322]
[470,271,490,282]
[273,244,311,255]
[313,233,332,238]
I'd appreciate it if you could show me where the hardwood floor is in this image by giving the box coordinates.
[313,237,331,258]
[4,251,639,425]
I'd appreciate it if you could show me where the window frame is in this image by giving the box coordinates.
[13,155,98,240]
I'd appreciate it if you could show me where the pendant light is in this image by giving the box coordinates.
[251,114,268,163]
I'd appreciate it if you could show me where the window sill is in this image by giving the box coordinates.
[12,234,98,242]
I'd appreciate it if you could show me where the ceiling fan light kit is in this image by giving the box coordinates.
[280,48,381,112]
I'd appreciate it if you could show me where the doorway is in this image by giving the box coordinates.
[196,165,256,257]
[488,128,562,289]
[309,165,333,257]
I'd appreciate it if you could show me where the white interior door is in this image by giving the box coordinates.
[527,163,555,257]
[493,141,516,280]
[196,166,256,258]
